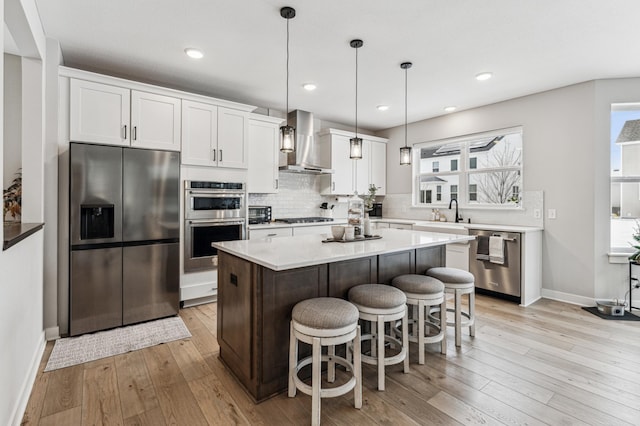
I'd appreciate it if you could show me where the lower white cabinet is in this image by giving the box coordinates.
[292,225,332,236]
[445,242,470,271]
[249,227,293,240]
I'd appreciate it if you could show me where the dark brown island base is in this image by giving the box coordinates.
[213,228,473,402]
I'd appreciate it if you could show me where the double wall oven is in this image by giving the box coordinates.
[184,181,246,272]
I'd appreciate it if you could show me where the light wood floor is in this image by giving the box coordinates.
[21,295,640,425]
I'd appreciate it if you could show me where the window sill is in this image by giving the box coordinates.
[608,252,633,264]
[3,222,44,250]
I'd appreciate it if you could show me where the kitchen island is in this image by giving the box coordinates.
[212,228,474,401]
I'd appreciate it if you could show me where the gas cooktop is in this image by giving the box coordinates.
[274,217,335,224]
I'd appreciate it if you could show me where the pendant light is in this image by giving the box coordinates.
[349,39,363,160]
[400,62,412,165]
[279,7,296,153]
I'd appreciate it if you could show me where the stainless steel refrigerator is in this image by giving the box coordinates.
[69,143,180,336]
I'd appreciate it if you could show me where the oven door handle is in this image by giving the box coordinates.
[188,191,245,197]
[187,219,246,226]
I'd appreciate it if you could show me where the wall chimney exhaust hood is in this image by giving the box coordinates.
[279,110,333,174]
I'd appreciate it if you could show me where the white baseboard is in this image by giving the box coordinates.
[541,288,595,306]
[10,332,46,426]
[45,326,60,341]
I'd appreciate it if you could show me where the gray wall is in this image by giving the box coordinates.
[3,54,21,196]
[377,79,637,302]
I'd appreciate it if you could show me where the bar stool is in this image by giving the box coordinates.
[289,297,362,426]
[426,267,475,347]
[391,274,446,364]
[348,284,409,391]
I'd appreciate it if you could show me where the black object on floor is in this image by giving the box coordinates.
[581,306,640,321]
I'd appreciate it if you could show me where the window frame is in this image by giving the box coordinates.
[412,126,523,209]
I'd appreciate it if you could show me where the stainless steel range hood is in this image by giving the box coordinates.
[279,110,333,174]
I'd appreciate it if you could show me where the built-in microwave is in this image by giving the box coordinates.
[184,180,245,220]
[248,206,272,224]
[369,202,383,218]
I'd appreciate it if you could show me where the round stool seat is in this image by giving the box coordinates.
[292,297,359,331]
[392,274,444,295]
[426,267,474,285]
[348,284,406,310]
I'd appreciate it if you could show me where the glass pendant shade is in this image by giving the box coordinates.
[400,145,412,165]
[280,125,295,153]
[350,137,363,159]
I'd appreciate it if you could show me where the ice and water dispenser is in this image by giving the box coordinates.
[80,204,115,240]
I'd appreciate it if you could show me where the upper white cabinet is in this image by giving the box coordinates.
[319,129,387,195]
[70,79,181,151]
[247,115,283,193]
[181,101,248,168]
[369,140,386,195]
[70,80,130,146]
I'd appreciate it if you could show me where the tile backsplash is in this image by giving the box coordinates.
[248,173,348,219]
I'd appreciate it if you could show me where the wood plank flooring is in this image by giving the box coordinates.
[21,295,640,425]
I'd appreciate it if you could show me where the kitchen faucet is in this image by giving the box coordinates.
[449,198,462,223]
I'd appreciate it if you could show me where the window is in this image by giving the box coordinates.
[610,104,640,252]
[469,184,477,201]
[414,127,523,207]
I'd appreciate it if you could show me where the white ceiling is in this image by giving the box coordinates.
[33,0,640,131]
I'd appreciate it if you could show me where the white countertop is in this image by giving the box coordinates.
[374,218,543,233]
[213,228,474,271]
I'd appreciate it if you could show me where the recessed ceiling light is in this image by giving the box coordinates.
[444,106,457,113]
[377,105,389,111]
[302,83,317,91]
[475,72,493,81]
[184,48,204,59]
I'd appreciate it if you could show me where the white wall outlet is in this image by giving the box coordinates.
[533,209,541,219]
[548,209,557,219]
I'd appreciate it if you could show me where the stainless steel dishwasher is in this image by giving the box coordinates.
[469,229,521,302]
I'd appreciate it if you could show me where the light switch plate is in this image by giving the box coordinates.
[533,209,541,219]
[548,209,557,219]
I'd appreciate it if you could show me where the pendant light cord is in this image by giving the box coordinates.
[286,16,290,115]
[404,66,407,148]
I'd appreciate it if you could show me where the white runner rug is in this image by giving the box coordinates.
[45,316,191,371]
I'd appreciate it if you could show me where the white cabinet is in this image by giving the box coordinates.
[369,141,386,195]
[249,227,293,240]
[70,79,181,150]
[319,129,387,195]
[247,115,283,193]
[446,243,470,271]
[181,101,248,168]
[293,225,332,236]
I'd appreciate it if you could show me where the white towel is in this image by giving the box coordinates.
[489,236,505,264]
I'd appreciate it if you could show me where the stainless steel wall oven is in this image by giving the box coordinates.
[184,181,246,272]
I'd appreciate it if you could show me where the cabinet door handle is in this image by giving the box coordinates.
[133,126,137,141]
[267,233,277,237]
[332,181,335,191]
[219,150,223,162]
[123,125,127,140]
[212,149,216,162]
[275,179,279,189]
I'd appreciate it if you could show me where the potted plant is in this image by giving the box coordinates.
[3,170,22,222]
[363,184,377,213]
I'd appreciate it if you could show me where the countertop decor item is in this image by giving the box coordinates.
[322,235,381,243]
[363,184,377,212]
[3,169,21,222]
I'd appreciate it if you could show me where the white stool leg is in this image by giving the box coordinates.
[439,298,447,354]
[312,337,322,426]
[328,345,336,383]
[371,320,377,358]
[469,290,476,337]
[402,308,409,373]
[455,289,462,347]
[418,300,425,365]
[288,322,297,397]
[377,314,385,391]
[354,325,362,409]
